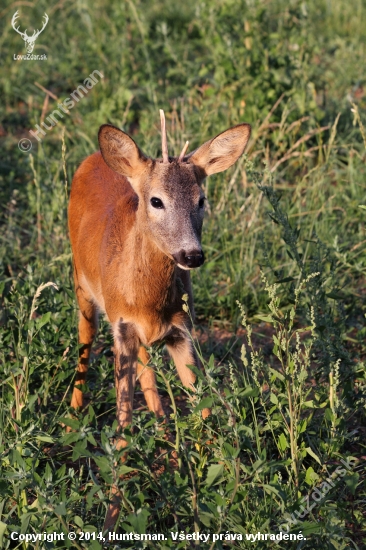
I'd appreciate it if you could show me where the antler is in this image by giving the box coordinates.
[34,13,49,38]
[11,11,27,39]
[178,141,189,162]
[159,110,189,162]
[159,110,169,164]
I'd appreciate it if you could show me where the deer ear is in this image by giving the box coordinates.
[98,124,148,178]
[188,123,251,176]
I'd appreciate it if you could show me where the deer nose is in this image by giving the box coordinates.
[174,249,205,269]
[185,251,204,268]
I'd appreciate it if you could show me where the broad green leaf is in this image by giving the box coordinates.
[205,464,224,487]
[222,442,237,458]
[125,508,149,534]
[255,314,274,323]
[36,311,51,329]
[300,521,322,535]
[74,516,84,528]
[269,368,285,381]
[298,419,307,433]
[59,417,80,430]
[118,465,136,475]
[36,435,54,443]
[263,484,281,496]
[94,456,112,483]
[270,393,279,405]
[305,447,322,465]
[54,502,67,515]
[72,441,91,460]
[305,466,319,486]
[239,385,259,398]
[278,433,288,451]
[193,397,213,413]
[60,432,81,445]
[87,433,98,446]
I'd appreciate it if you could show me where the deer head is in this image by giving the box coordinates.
[12,11,49,54]
[98,111,251,270]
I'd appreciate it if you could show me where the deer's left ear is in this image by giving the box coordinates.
[98,124,148,179]
[188,123,251,176]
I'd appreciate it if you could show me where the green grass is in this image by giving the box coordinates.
[0,0,365,548]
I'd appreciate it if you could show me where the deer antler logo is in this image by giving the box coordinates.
[12,11,49,54]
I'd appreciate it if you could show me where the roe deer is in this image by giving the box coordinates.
[68,111,250,525]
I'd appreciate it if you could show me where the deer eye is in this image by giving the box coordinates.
[198,197,205,209]
[151,197,164,209]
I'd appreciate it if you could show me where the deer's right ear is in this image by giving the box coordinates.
[188,123,251,176]
[98,125,148,178]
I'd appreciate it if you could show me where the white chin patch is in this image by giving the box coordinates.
[177,263,191,271]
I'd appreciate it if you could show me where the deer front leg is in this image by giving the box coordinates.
[137,346,165,418]
[165,327,210,419]
[70,277,98,410]
[113,321,140,447]
[104,321,139,532]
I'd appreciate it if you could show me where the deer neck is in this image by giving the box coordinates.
[123,221,177,308]
[140,230,175,290]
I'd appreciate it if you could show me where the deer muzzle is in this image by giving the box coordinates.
[173,249,205,269]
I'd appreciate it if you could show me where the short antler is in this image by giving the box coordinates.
[178,141,189,162]
[159,110,169,164]
[11,11,27,39]
[160,110,189,162]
